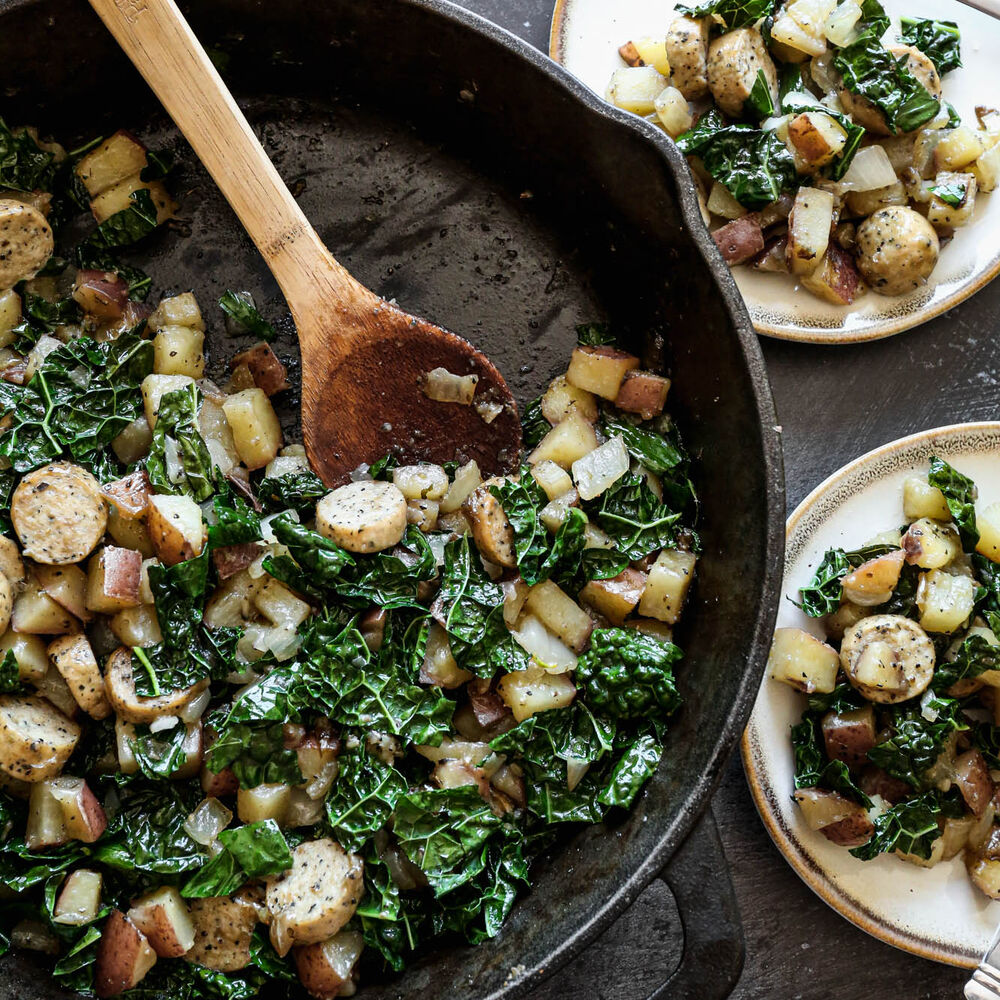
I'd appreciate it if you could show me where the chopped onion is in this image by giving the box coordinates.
[501,577,530,626]
[475,399,504,424]
[149,714,179,733]
[566,757,590,792]
[416,738,492,766]
[285,788,325,827]
[439,459,482,513]
[349,463,373,482]
[24,335,62,382]
[836,145,897,192]
[179,687,211,723]
[511,615,578,673]
[810,52,838,95]
[919,688,940,722]
[824,0,862,47]
[164,436,184,484]
[572,436,629,501]
[184,796,233,846]
[206,437,234,476]
[423,366,479,405]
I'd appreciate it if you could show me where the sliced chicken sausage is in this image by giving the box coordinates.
[0,199,54,292]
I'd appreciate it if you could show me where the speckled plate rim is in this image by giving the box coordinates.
[548,0,1000,346]
[739,421,1000,968]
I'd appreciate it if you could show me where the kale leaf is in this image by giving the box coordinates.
[900,17,961,75]
[325,749,407,853]
[0,118,57,193]
[832,28,941,134]
[204,721,302,789]
[206,492,262,549]
[257,469,327,514]
[521,395,550,451]
[849,791,948,861]
[575,627,682,724]
[676,0,775,30]
[0,329,153,475]
[795,543,898,617]
[585,472,680,560]
[219,290,276,341]
[146,383,216,501]
[677,109,798,209]
[790,715,871,806]
[129,723,190,780]
[928,456,978,550]
[75,241,152,301]
[931,632,1000,693]
[92,187,160,248]
[929,181,967,208]
[0,651,25,694]
[6,287,82,351]
[575,322,615,347]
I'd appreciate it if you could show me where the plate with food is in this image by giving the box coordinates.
[743,422,1000,966]
[550,0,1000,343]
[0,1,783,998]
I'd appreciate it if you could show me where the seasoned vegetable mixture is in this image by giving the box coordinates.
[771,458,1000,893]
[0,123,700,997]
[606,0,999,304]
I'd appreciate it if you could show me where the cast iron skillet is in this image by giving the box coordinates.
[0,0,784,997]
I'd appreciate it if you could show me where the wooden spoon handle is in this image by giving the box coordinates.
[87,0,378,330]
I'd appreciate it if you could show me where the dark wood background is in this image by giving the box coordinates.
[453,1,997,996]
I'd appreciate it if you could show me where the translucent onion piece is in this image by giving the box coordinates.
[837,146,897,192]
[571,436,629,501]
[511,615,578,673]
[184,796,233,846]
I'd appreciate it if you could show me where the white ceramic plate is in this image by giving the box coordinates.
[741,422,1000,967]
[549,0,1000,344]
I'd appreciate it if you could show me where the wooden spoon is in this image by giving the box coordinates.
[88,0,521,485]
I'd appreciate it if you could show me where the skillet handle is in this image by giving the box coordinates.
[644,809,745,1000]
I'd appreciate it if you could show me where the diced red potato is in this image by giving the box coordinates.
[110,605,163,648]
[104,646,209,725]
[468,679,512,729]
[48,634,111,719]
[0,200,54,292]
[293,930,365,1000]
[11,575,78,635]
[212,542,264,580]
[840,550,904,607]
[462,481,516,568]
[127,887,196,958]
[222,387,283,470]
[201,763,239,798]
[787,112,849,168]
[266,839,365,957]
[11,462,108,565]
[0,695,80,783]
[540,375,598,425]
[637,549,696,625]
[146,494,205,566]
[75,131,148,198]
[785,187,834,276]
[72,270,129,320]
[46,776,108,842]
[86,546,143,614]
[34,563,89,622]
[821,706,876,767]
[955,750,994,818]
[793,787,874,847]
[184,894,259,971]
[0,632,48,686]
[902,518,960,569]
[497,662,576,722]
[614,370,670,421]
[712,214,764,265]
[149,291,205,332]
[102,470,153,520]
[800,243,863,306]
[579,568,647,626]
[565,346,640,401]
[94,910,158,998]
[237,782,292,825]
[232,342,289,396]
[53,869,103,926]
[523,580,594,653]
[768,627,840,695]
[750,235,789,273]
[528,414,600,470]
[89,176,174,227]
[859,766,911,805]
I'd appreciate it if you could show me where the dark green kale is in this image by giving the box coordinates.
[219,290,276,341]
[585,472,680,561]
[575,322,615,347]
[74,241,152,301]
[128,723,191,780]
[744,69,776,120]
[929,181,967,208]
[325,749,408,853]
[92,187,160,248]
[206,491,262,549]
[780,92,865,181]
[6,287,82,351]
[795,543,898,617]
[520,395,549,451]
[0,328,153,476]
[833,28,941,134]
[575,627,681,725]
[204,721,302,789]
[849,791,953,861]
[931,632,1000,693]
[0,651,25,694]
[145,383,216,502]
[677,109,798,209]
[928,456,978,550]
[900,17,961,75]
[675,0,775,30]
[182,821,293,898]
[0,118,58,193]
[257,469,327,514]
[790,715,871,806]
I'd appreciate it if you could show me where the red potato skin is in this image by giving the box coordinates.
[73,270,129,320]
[956,750,994,818]
[579,567,647,625]
[66,781,108,842]
[232,342,289,397]
[94,910,155,998]
[750,235,789,273]
[102,471,152,520]
[808,243,862,305]
[712,213,764,265]
[212,542,263,580]
[102,546,142,603]
[821,710,876,768]
[294,943,353,1000]
[614,371,670,421]
[468,680,511,729]
[787,114,831,163]
[201,764,239,797]
[860,766,912,805]
[821,810,875,848]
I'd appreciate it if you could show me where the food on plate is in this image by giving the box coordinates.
[770,456,1000,892]
[606,2,997,303]
[0,121,700,996]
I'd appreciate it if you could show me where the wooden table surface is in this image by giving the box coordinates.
[454,1,998,996]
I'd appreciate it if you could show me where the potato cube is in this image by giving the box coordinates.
[439,460,482,514]
[127,887,195,958]
[141,374,195,430]
[231,342,288,396]
[109,605,163,648]
[770,9,827,55]
[927,172,978,229]
[606,66,668,115]
[94,910,158,996]
[977,502,1000,563]
[540,374,598,425]
[707,180,746,220]
[614,370,670,421]
[0,631,48,685]
[531,460,574,501]
[47,777,108,842]
[90,176,174,225]
[222,388,283,470]
[34,563,89,622]
[787,111,848,167]
[786,187,834,275]
[934,127,992,173]
[768,627,840,694]
[902,476,950,521]
[149,292,205,332]
[497,661,576,722]
[153,326,205,378]
[0,288,22,348]
[902,518,960,569]
[799,243,861,306]
[146,494,205,566]
[420,623,473,688]
[72,270,128,320]
[637,549,696,625]
[406,499,439,531]
[566,346,640,400]
[12,580,77,635]
[528,414,600,469]
[972,140,1000,193]
[75,131,148,198]
[237,783,291,825]
[86,546,143,614]
[579,568,646,625]
[572,436,629,501]
[633,36,671,76]
[917,570,976,633]
[523,580,594,653]
[653,86,692,138]
[53,870,103,926]
[392,463,449,501]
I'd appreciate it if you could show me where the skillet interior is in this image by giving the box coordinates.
[0,0,784,996]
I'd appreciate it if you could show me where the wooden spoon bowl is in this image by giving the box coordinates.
[89,0,521,485]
